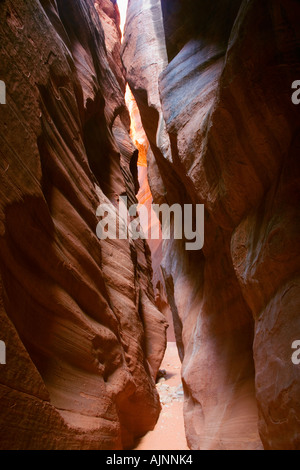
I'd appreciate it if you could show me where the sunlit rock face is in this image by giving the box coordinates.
[0,0,167,450]
[123,0,300,450]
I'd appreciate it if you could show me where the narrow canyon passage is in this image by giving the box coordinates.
[120,6,184,447]
[135,343,188,450]
[0,0,299,451]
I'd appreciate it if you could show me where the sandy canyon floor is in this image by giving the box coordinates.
[134,342,189,450]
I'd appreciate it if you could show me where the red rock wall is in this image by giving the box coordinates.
[122,0,300,450]
[0,0,167,450]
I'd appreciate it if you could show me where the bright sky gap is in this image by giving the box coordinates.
[117,0,128,36]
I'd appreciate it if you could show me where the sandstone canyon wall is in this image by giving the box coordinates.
[122,0,300,450]
[0,0,168,450]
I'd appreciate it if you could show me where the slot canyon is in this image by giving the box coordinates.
[0,0,299,451]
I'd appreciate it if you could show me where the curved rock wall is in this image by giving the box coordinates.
[0,0,167,450]
[122,0,300,450]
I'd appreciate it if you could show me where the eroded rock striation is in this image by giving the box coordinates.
[122,0,300,450]
[0,0,167,450]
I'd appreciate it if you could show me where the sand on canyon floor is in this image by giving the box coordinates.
[134,342,189,450]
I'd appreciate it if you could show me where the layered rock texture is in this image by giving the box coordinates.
[122,0,300,450]
[0,0,167,450]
